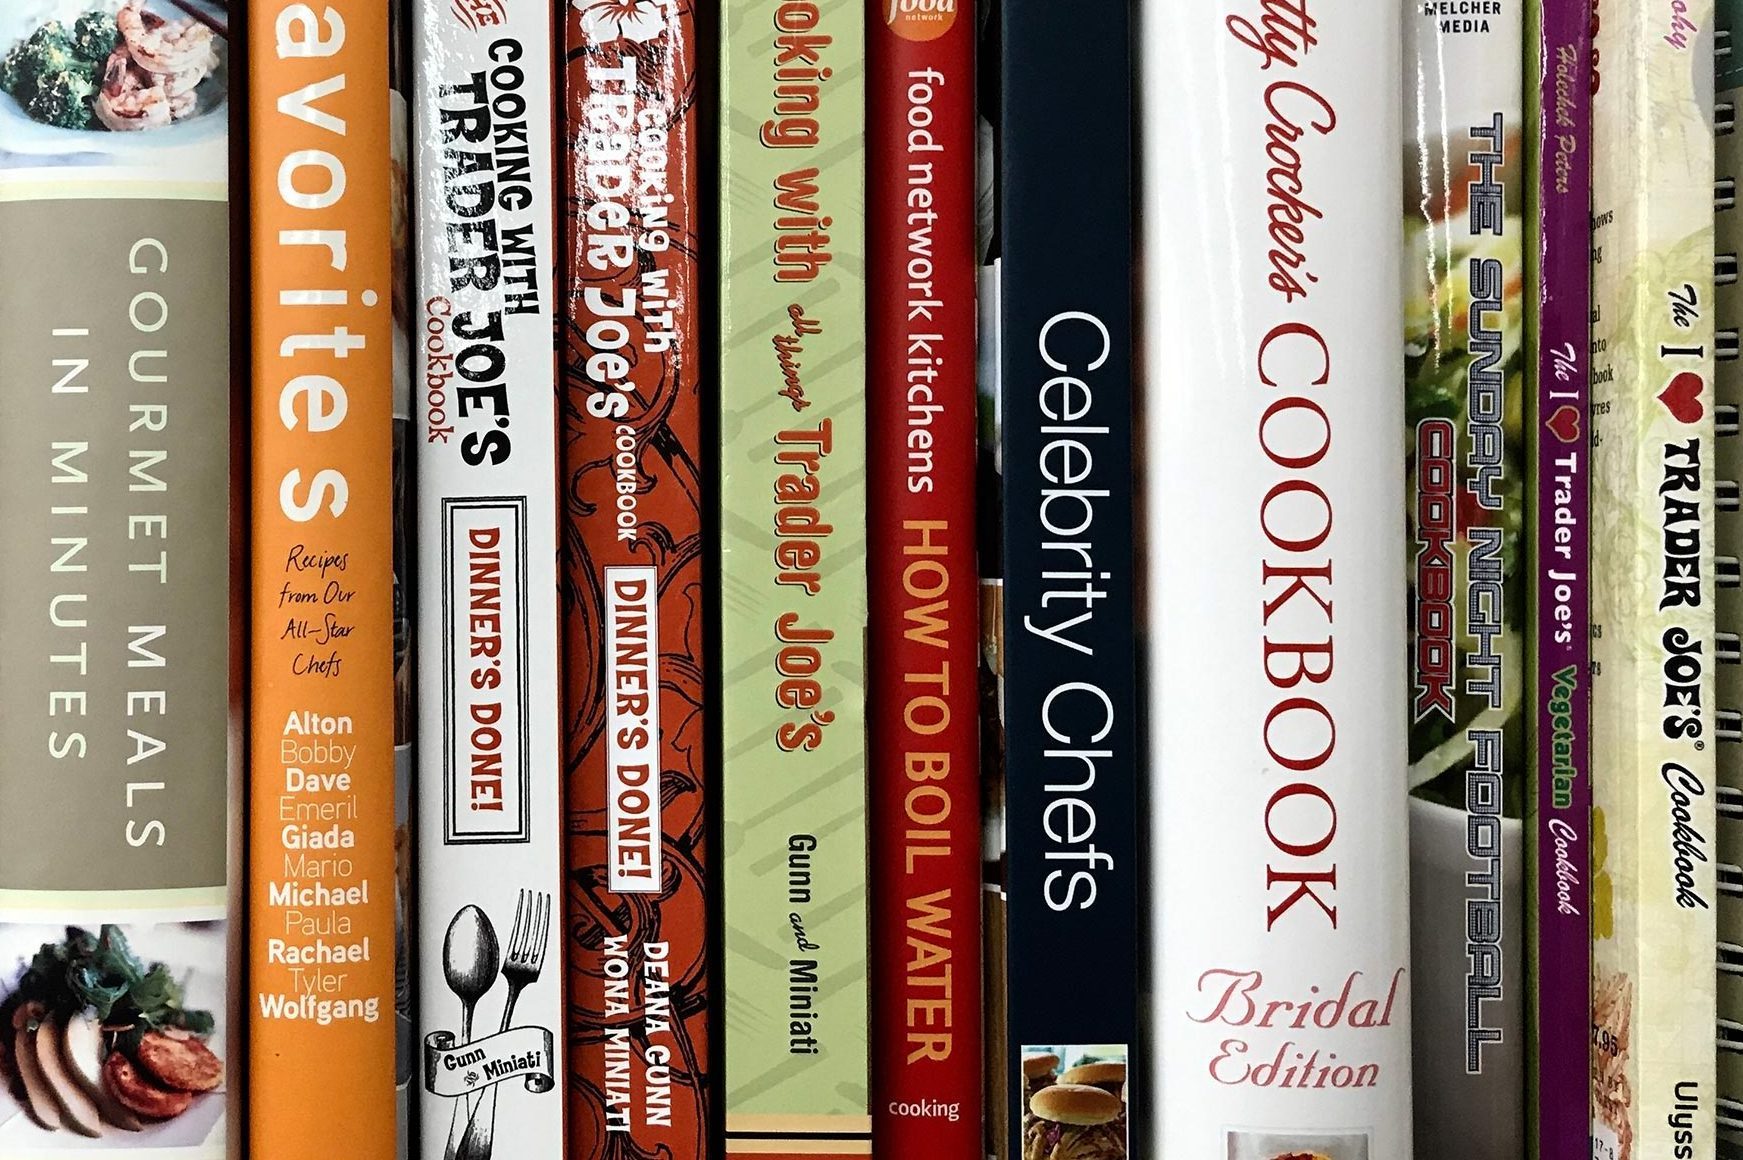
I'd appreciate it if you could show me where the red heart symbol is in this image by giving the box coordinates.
[1658,371,1706,423]
[1546,404,1581,444]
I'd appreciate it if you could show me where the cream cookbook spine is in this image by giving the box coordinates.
[559,0,711,1156]
[998,3,1137,1159]
[411,2,565,1158]
[1717,6,1743,1151]
[1525,0,1594,1154]
[1144,0,1414,1156]
[717,1,872,1157]
[1588,0,1719,1157]
[0,1,237,1155]
[1404,1,1529,1155]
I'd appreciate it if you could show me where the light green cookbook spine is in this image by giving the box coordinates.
[1590,4,1719,1159]
[719,1,871,1156]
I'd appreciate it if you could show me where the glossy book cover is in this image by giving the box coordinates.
[1144,0,1415,1155]
[559,0,711,1156]
[1404,3,1530,1157]
[411,2,566,1158]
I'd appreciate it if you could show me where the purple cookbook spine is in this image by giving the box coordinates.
[1533,0,1593,1154]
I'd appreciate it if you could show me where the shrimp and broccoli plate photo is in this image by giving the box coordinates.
[0,0,224,145]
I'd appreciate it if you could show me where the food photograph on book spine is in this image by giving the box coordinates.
[1017,1046,1126,1160]
[1403,4,1528,1155]
[0,925,227,1146]
[0,1,225,138]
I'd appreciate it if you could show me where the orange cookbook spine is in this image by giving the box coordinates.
[248,5,400,1157]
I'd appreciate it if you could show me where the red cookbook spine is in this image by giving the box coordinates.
[868,2,983,1155]
[559,3,710,1158]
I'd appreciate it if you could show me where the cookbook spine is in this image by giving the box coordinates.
[1588,0,1718,1156]
[1527,0,1595,1155]
[248,5,400,1156]
[1402,2,1530,1157]
[389,1,416,1152]
[1716,13,1743,1155]
[999,0,1137,1155]
[411,3,566,1158]
[0,11,238,1158]
[718,0,870,1156]
[1144,0,1414,1156]
[559,2,711,1158]
[868,1,982,1156]
[974,3,1009,1157]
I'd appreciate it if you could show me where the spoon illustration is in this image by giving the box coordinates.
[442,905,499,1160]
[444,904,500,1044]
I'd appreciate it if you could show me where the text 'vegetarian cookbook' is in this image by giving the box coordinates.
[1525,0,1594,1155]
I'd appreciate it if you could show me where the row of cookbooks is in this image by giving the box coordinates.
[0,2,1738,1160]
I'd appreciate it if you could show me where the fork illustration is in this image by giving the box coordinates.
[456,890,551,1160]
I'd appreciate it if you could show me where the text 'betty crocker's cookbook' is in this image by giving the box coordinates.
[0,1,237,1155]
[1145,0,1415,1157]
[412,3,566,1159]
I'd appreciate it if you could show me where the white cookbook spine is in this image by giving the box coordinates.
[412,3,565,1158]
[1144,2,1414,1157]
